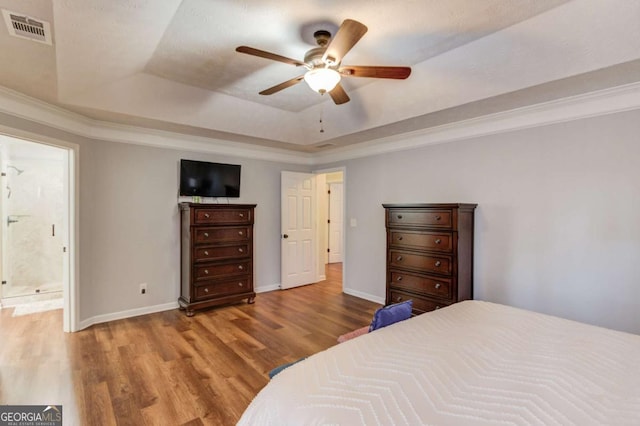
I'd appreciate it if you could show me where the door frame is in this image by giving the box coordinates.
[0,127,79,332]
[328,181,344,263]
[313,166,346,290]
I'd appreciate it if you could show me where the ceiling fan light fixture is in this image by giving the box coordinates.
[304,68,340,94]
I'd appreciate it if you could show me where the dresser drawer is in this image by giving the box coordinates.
[389,250,452,275]
[193,243,251,261]
[389,270,452,299]
[193,226,251,244]
[389,230,453,253]
[389,290,450,314]
[194,261,251,281]
[387,209,452,229]
[194,208,252,225]
[195,277,252,301]
[194,243,252,262]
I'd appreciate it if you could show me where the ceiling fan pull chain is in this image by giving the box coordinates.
[319,105,325,133]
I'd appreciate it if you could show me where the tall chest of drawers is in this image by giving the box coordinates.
[179,203,256,316]
[383,203,477,315]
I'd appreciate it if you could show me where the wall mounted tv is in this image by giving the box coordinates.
[179,159,241,198]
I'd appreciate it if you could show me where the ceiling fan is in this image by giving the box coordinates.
[236,19,411,105]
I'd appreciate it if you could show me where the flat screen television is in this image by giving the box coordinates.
[179,159,241,198]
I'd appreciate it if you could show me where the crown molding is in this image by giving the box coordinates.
[2,82,640,167]
[0,86,314,165]
[311,81,640,164]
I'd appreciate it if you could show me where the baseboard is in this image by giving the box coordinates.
[78,301,179,330]
[342,288,385,305]
[255,284,281,293]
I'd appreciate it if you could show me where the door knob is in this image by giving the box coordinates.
[283,234,289,239]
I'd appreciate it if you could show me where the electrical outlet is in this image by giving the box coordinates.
[139,283,147,295]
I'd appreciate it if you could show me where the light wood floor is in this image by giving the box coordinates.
[0,263,380,425]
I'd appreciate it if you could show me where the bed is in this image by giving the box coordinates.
[238,300,640,425]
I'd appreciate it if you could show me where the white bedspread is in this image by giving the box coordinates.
[238,301,640,425]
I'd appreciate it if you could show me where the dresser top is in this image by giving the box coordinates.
[382,203,477,210]
[179,202,257,210]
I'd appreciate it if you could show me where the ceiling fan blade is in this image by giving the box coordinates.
[322,19,368,65]
[329,83,350,105]
[259,76,305,95]
[340,66,412,79]
[236,46,306,67]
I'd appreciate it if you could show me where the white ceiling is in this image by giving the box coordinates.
[0,0,639,153]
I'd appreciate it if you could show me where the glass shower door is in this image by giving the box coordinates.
[0,141,64,300]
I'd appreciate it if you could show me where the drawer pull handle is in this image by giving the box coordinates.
[396,296,403,302]
[396,276,403,281]
[435,261,441,267]
[204,213,210,218]
[204,269,209,274]
[396,256,403,261]
[203,232,209,237]
[435,215,441,221]
[239,231,244,236]
[204,288,209,293]
[397,235,403,241]
[238,248,244,253]
[204,251,209,256]
[238,282,243,287]
[435,305,440,309]
[397,214,403,219]
[238,265,244,270]
[435,238,441,244]
[239,213,244,217]
[435,283,442,289]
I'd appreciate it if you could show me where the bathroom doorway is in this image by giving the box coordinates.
[0,136,66,313]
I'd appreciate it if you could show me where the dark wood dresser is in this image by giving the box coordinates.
[179,203,256,316]
[383,203,477,315]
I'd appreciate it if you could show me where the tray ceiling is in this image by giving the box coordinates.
[0,0,639,152]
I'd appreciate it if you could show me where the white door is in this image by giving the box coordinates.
[328,182,343,263]
[281,172,316,289]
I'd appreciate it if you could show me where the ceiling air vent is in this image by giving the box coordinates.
[2,9,52,45]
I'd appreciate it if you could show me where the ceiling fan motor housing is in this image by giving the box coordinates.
[305,30,339,68]
[304,47,329,67]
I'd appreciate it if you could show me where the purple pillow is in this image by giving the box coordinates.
[369,300,413,332]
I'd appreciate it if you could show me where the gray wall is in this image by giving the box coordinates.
[329,109,640,334]
[78,139,309,319]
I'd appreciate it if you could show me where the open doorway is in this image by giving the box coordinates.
[0,134,73,330]
[314,168,345,290]
[279,168,346,292]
